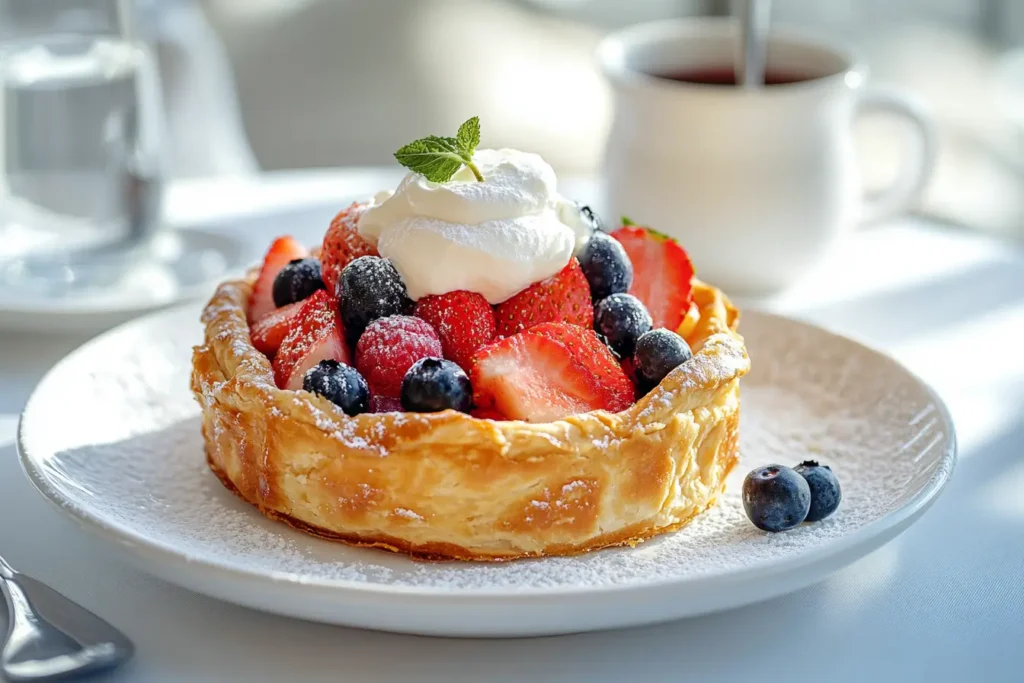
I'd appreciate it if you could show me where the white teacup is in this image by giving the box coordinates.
[597,18,937,295]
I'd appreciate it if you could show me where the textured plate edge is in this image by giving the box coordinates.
[15,303,958,600]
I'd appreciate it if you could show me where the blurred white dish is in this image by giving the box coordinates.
[17,305,955,637]
[0,228,247,335]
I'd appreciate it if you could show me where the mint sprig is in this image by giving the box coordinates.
[394,116,483,183]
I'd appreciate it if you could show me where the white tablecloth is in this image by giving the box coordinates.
[2,171,1022,682]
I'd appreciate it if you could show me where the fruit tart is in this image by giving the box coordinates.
[191,118,748,561]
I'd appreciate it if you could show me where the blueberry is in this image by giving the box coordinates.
[339,256,414,343]
[794,460,842,522]
[302,360,370,416]
[742,465,811,532]
[272,258,325,307]
[578,232,633,301]
[401,358,473,413]
[577,204,603,233]
[633,328,693,392]
[594,293,652,358]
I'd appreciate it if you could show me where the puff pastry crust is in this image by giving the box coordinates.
[190,274,749,561]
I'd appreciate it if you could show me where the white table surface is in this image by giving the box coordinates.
[2,170,1023,682]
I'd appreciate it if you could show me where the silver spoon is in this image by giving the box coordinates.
[1,554,133,682]
[736,0,772,88]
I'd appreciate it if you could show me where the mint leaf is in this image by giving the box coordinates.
[456,116,480,156]
[621,215,636,226]
[394,117,483,182]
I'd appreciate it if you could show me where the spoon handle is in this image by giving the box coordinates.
[737,0,772,88]
[1,556,133,682]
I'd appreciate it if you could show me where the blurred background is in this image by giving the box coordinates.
[181,0,1024,242]
[5,0,1024,239]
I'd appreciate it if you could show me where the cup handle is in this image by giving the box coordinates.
[855,86,939,225]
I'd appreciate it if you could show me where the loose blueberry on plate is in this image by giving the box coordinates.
[578,232,633,301]
[272,258,325,307]
[339,256,414,343]
[633,328,693,393]
[742,465,811,532]
[401,357,473,413]
[794,460,842,522]
[594,293,652,358]
[302,359,370,416]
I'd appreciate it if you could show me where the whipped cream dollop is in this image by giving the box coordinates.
[358,148,589,304]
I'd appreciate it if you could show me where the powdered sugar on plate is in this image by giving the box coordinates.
[19,306,954,595]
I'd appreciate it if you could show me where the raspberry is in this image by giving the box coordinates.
[414,290,496,372]
[355,316,442,398]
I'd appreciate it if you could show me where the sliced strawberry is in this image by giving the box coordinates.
[248,236,308,322]
[414,290,496,372]
[321,202,377,296]
[250,301,304,358]
[495,259,592,337]
[610,225,694,331]
[470,406,509,421]
[272,290,349,390]
[528,322,635,405]
[470,326,632,422]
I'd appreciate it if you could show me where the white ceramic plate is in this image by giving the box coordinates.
[17,306,956,637]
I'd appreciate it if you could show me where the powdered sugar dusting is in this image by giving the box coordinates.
[20,307,954,595]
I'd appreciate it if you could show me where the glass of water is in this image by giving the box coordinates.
[0,0,164,295]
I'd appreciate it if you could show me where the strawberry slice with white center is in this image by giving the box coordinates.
[248,236,308,322]
[250,301,304,358]
[272,290,349,390]
[610,225,694,331]
[471,328,627,423]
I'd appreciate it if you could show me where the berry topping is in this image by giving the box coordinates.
[302,359,370,416]
[248,236,308,322]
[793,461,842,522]
[633,328,694,393]
[470,406,508,421]
[272,290,349,390]
[578,232,633,301]
[495,258,592,336]
[470,323,632,422]
[250,301,304,358]
[272,258,325,307]
[355,315,442,398]
[401,358,473,414]
[594,293,653,358]
[321,202,377,296]
[369,395,404,414]
[611,225,694,331]
[414,290,496,372]
[529,322,635,403]
[742,465,811,532]
[339,256,415,344]
[577,204,603,233]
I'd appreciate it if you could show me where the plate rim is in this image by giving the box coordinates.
[16,303,958,599]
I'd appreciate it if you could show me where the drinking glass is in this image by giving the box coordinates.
[0,0,165,295]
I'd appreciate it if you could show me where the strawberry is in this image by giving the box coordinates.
[250,301,304,358]
[470,324,633,423]
[272,290,349,390]
[528,322,635,403]
[414,290,496,372]
[470,406,508,421]
[248,236,308,322]
[321,202,377,296]
[610,225,695,331]
[495,259,593,336]
[355,316,442,398]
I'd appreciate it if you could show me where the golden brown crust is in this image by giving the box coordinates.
[190,274,749,561]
